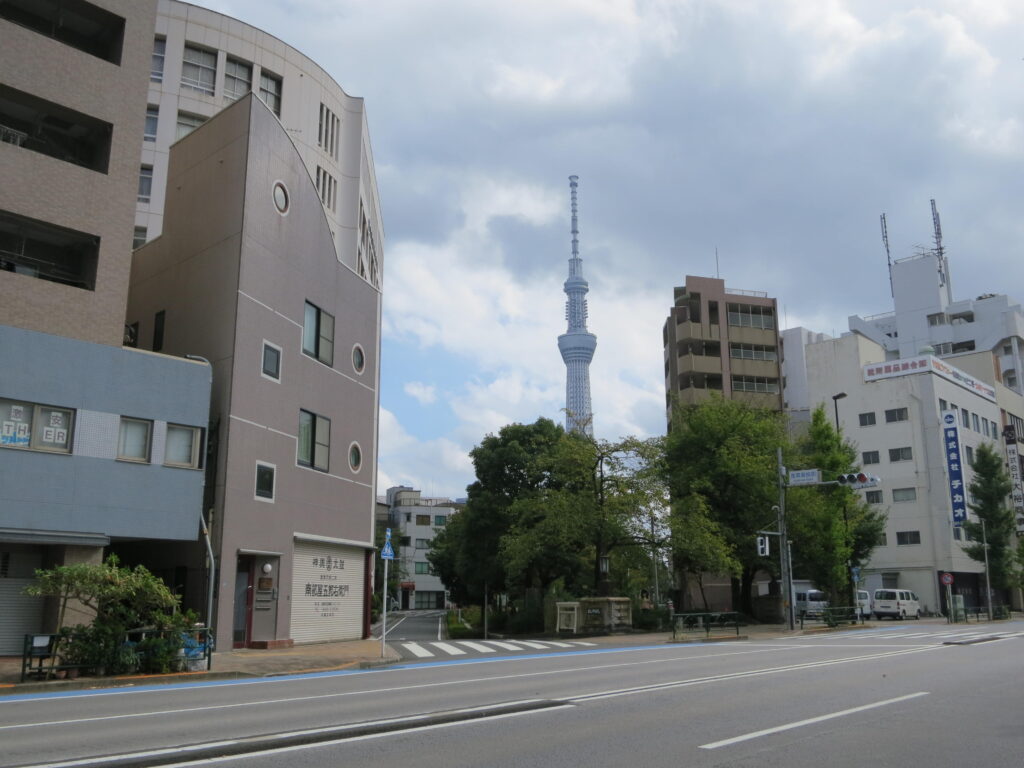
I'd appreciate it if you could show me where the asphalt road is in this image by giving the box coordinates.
[3,620,1022,768]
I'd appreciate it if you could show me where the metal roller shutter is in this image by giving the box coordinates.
[0,547,44,654]
[291,540,363,643]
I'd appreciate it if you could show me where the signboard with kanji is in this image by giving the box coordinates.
[941,411,967,527]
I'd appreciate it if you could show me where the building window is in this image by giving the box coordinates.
[971,413,980,433]
[262,341,281,381]
[400,536,410,546]
[953,526,963,541]
[138,165,153,203]
[416,514,430,526]
[961,408,969,428]
[259,71,282,116]
[318,103,340,160]
[939,399,947,413]
[434,515,446,527]
[133,227,147,250]
[302,301,334,366]
[892,487,917,503]
[153,310,165,352]
[181,45,217,95]
[888,446,913,462]
[981,417,989,436]
[298,409,330,471]
[859,412,876,427]
[927,313,946,326]
[896,530,921,546]
[415,562,430,575]
[348,443,362,472]
[125,321,138,347]
[729,343,777,361]
[144,106,158,141]
[352,345,365,374]
[255,462,275,501]
[877,533,887,547]
[731,376,779,393]
[415,538,429,549]
[165,424,201,468]
[965,445,974,466]
[151,37,165,82]
[884,408,909,423]
[272,182,289,214]
[726,303,775,329]
[118,417,151,462]
[0,0,125,63]
[0,208,100,290]
[0,399,74,452]
[176,112,206,140]
[316,166,338,212]
[865,490,883,504]
[862,450,880,465]
[224,58,252,102]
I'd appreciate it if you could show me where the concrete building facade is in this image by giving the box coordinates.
[663,276,784,423]
[381,487,458,610]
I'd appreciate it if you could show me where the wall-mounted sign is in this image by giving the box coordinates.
[1004,425,1024,534]
[941,410,967,527]
[864,356,996,402]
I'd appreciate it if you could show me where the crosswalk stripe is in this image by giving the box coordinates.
[572,641,598,646]
[482,640,522,651]
[455,641,496,653]
[506,640,551,650]
[542,640,573,647]
[401,642,433,658]
[432,642,466,655]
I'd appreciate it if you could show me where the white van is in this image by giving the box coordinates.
[873,589,920,620]
[856,590,872,620]
[796,589,829,618]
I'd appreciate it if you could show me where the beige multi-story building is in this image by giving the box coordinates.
[663,275,784,422]
[136,0,382,290]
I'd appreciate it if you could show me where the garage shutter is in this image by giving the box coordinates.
[290,540,363,643]
[0,548,45,654]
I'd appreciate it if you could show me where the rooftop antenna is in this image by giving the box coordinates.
[930,199,946,287]
[880,213,893,297]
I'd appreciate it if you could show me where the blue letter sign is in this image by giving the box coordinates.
[941,411,966,526]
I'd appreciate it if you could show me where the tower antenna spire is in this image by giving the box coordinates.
[558,175,597,436]
[931,199,946,287]
[881,213,893,297]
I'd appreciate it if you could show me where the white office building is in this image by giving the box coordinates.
[381,487,458,610]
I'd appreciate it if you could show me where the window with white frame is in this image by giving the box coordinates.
[972,413,980,432]
[415,562,430,575]
[165,424,201,468]
[731,376,779,393]
[181,45,217,95]
[151,37,165,82]
[416,514,430,526]
[888,446,913,462]
[892,487,917,503]
[138,165,153,203]
[865,490,883,504]
[258,71,282,116]
[896,530,921,545]
[729,343,777,361]
[859,412,876,427]
[118,417,151,462]
[0,398,74,452]
[302,301,334,366]
[298,409,330,471]
[224,58,252,102]
[884,407,908,423]
[262,341,281,381]
[726,303,775,329]
[965,445,974,466]
[175,112,206,140]
[415,538,429,549]
[255,462,275,501]
[961,408,969,428]
[144,106,158,141]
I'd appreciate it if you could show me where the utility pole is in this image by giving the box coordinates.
[777,447,794,630]
[981,519,993,621]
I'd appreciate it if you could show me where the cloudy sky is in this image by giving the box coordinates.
[201,0,1024,499]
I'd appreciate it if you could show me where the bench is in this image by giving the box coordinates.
[20,634,87,682]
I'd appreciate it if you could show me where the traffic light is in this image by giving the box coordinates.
[757,536,770,557]
[837,472,880,489]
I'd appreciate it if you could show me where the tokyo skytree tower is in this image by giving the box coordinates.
[557,175,597,436]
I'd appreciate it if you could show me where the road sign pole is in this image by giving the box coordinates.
[381,556,388,658]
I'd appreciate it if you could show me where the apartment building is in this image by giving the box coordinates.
[663,275,783,424]
[0,0,212,652]
[380,487,458,610]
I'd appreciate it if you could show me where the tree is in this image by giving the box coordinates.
[788,406,885,603]
[669,492,741,609]
[664,396,786,614]
[963,443,1016,592]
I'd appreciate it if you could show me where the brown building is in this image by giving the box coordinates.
[663,275,784,423]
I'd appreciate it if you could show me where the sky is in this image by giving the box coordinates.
[199,0,1024,500]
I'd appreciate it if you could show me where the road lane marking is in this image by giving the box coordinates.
[480,640,522,651]
[400,643,433,658]
[431,642,466,655]
[699,692,929,749]
[455,641,496,653]
[503,640,551,650]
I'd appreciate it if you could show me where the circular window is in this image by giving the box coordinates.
[352,344,365,374]
[348,443,362,472]
[272,182,289,214]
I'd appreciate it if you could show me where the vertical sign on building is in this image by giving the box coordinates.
[941,411,967,527]
[1003,425,1024,534]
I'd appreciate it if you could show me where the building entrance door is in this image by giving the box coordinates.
[232,557,253,648]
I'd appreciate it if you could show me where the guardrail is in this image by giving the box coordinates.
[799,606,864,629]
[672,612,746,640]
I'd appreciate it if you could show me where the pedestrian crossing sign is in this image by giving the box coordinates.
[381,541,395,560]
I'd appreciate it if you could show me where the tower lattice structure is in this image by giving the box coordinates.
[557,175,597,436]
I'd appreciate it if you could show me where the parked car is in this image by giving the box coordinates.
[873,589,921,620]
[795,589,829,618]
[856,590,872,620]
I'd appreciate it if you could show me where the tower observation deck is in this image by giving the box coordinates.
[557,175,597,436]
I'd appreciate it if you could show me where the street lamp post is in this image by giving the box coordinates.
[981,519,993,621]
[831,392,856,610]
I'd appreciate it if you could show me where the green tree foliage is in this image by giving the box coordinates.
[664,396,786,613]
[24,555,188,674]
[669,492,741,609]
[963,443,1016,591]
[788,406,886,602]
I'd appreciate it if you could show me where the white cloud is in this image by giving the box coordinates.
[403,381,437,405]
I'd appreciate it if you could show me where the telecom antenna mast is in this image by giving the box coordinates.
[931,199,946,287]
[881,213,893,297]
